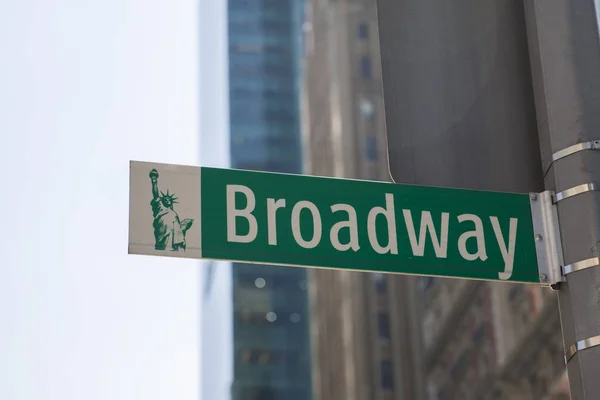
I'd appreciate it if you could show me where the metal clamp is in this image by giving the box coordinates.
[545,140,600,175]
[530,191,566,284]
[565,334,600,363]
[563,256,600,275]
[553,183,600,203]
[553,140,600,162]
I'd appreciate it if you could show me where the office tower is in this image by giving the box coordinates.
[203,0,313,399]
[301,0,423,399]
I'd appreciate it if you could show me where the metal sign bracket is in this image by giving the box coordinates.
[530,191,566,286]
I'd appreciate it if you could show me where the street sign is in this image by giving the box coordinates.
[128,160,559,284]
[376,0,541,187]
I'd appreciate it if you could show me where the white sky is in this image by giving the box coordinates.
[0,0,215,399]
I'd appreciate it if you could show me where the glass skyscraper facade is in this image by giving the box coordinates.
[203,0,311,399]
[228,0,303,174]
[228,0,311,398]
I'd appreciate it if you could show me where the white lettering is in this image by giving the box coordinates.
[330,204,360,252]
[490,217,518,280]
[367,194,398,255]
[291,201,322,249]
[457,214,488,261]
[267,198,286,245]
[403,210,449,258]
[226,185,258,243]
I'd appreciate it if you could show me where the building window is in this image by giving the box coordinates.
[360,56,372,78]
[373,273,387,293]
[420,277,436,292]
[239,349,253,364]
[378,313,391,339]
[360,99,375,122]
[238,349,284,365]
[238,273,258,288]
[366,136,378,161]
[237,310,274,324]
[358,23,369,40]
[381,360,395,389]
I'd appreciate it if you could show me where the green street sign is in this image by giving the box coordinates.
[128,161,562,285]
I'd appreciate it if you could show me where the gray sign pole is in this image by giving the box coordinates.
[525,1,600,398]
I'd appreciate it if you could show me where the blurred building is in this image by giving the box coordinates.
[418,279,567,399]
[301,1,569,400]
[301,0,423,399]
[203,0,313,399]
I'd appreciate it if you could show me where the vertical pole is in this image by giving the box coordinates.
[525,1,600,398]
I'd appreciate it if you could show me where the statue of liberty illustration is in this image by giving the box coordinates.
[149,169,194,251]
